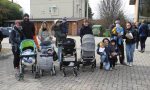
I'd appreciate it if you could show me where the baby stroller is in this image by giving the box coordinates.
[59,38,78,77]
[17,39,39,80]
[38,41,56,76]
[80,34,96,71]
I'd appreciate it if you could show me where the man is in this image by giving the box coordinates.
[139,20,149,53]
[21,13,40,51]
[61,17,68,38]
[111,19,126,65]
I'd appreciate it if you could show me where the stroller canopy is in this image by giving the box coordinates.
[20,39,36,52]
[81,34,95,51]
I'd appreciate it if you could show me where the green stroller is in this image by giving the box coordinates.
[16,39,39,80]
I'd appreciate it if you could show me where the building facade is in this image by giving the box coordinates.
[30,0,86,19]
[130,0,150,22]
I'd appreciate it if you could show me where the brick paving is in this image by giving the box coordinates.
[0,37,150,90]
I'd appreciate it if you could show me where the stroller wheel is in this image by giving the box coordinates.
[40,69,44,76]
[73,67,77,77]
[91,64,95,72]
[62,67,66,77]
[34,72,40,79]
[77,62,80,71]
[60,62,62,71]
[94,59,96,68]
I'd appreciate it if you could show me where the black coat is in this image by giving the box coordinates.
[21,21,35,39]
[80,25,93,38]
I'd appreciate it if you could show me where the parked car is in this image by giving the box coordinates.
[0,27,13,38]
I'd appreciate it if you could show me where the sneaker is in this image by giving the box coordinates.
[109,67,113,71]
[126,63,130,66]
[129,63,132,67]
[130,62,133,66]
[14,68,19,75]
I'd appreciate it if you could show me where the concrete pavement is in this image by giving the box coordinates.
[0,36,150,90]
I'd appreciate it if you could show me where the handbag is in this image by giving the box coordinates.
[125,32,133,39]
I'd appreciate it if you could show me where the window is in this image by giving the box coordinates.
[49,5,58,15]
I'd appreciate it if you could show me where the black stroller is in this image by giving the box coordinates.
[59,38,78,77]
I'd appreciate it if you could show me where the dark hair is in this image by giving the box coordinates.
[102,38,110,43]
[126,22,132,29]
[23,13,29,17]
[110,39,116,44]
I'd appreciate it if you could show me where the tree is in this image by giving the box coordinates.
[0,0,23,26]
[98,0,126,28]
[85,0,93,19]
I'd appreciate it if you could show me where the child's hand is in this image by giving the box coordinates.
[109,56,112,58]
[120,55,122,57]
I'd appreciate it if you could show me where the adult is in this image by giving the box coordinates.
[61,17,68,38]
[10,20,24,75]
[38,21,58,61]
[133,22,140,50]
[38,21,52,46]
[0,29,3,52]
[80,19,93,43]
[52,19,66,46]
[139,20,149,53]
[125,22,136,66]
[111,19,125,65]
[21,13,40,51]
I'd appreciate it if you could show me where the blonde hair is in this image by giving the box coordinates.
[99,42,104,47]
[38,21,53,36]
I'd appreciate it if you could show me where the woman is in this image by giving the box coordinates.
[133,22,139,50]
[80,19,93,43]
[10,20,24,75]
[52,19,65,46]
[38,21,53,47]
[125,22,136,66]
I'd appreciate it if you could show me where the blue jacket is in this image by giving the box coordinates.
[139,23,149,37]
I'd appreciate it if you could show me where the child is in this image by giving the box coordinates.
[109,39,121,70]
[97,42,107,69]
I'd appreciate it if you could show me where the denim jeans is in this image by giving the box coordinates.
[126,43,135,63]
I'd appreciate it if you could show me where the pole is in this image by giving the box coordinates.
[86,0,88,19]
[12,0,13,3]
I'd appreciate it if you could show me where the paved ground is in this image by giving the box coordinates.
[0,36,150,90]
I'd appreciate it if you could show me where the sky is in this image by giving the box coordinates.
[12,0,135,20]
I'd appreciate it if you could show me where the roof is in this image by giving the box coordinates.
[129,0,136,5]
[4,18,84,23]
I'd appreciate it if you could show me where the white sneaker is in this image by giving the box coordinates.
[109,67,113,71]
[130,62,133,66]
[15,68,19,75]
[129,63,132,67]
[127,63,130,66]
